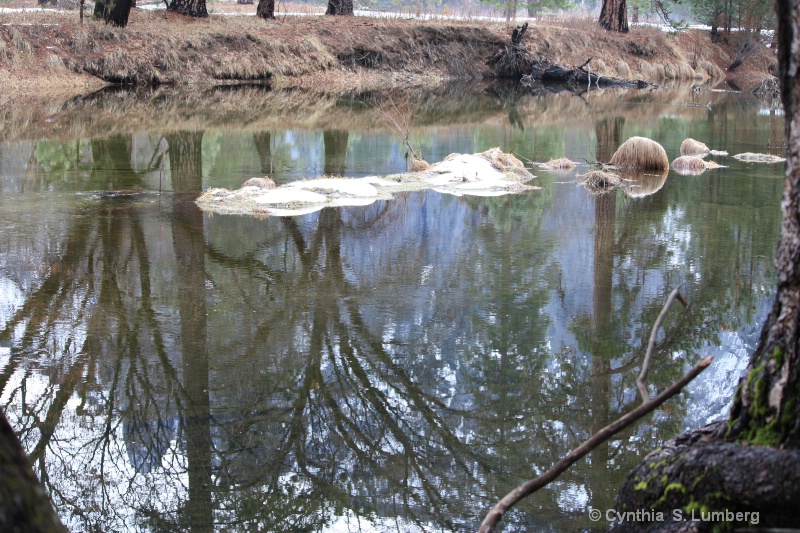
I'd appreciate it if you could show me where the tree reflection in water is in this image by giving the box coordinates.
[0,102,782,532]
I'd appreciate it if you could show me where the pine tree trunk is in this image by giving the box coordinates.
[325,0,353,15]
[168,0,208,17]
[598,0,628,32]
[256,0,274,18]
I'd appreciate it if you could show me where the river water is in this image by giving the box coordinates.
[0,83,785,532]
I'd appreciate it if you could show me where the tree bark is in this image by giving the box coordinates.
[325,0,353,15]
[256,0,274,18]
[168,0,208,18]
[93,0,133,26]
[0,410,68,533]
[724,0,800,449]
[599,0,629,33]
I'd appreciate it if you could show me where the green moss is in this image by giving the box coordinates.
[654,482,686,507]
[732,356,793,446]
[634,480,649,491]
[682,497,735,533]
[772,346,784,369]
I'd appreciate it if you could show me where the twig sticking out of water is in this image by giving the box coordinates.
[374,97,424,165]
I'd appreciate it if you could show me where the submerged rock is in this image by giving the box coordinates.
[196,148,538,217]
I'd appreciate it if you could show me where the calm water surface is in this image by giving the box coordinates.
[0,84,785,532]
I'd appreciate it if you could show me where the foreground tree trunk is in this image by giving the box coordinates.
[724,0,800,450]
[325,0,353,15]
[0,411,68,533]
[613,0,800,529]
[598,0,628,32]
[168,0,208,17]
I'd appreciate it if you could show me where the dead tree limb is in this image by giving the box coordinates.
[522,57,654,91]
[477,289,712,533]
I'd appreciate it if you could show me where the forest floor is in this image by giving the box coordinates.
[0,0,777,100]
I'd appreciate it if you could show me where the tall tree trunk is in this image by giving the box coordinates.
[724,0,800,449]
[325,0,353,15]
[93,0,134,26]
[168,0,208,18]
[256,0,274,18]
[598,0,628,32]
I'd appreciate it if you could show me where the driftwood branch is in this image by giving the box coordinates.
[521,57,654,92]
[477,289,711,533]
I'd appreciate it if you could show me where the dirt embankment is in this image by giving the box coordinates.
[0,7,776,98]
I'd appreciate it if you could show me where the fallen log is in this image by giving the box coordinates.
[521,57,654,91]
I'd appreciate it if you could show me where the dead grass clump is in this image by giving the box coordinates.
[487,45,531,78]
[539,157,577,170]
[674,62,701,80]
[609,136,669,170]
[480,147,530,179]
[593,58,607,76]
[339,48,389,69]
[615,60,632,79]
[72,28,89,54]
[671,156,725,175]
[671,156,708,173]
[410,158,430,171]
[581,170,623,192]
[0,39,8,61]
[242,177,276,189]
[700,60,724,78]
[11,29,32,55]
[680,138,710,156]
[733,152,786,163]
[46,54,64,70]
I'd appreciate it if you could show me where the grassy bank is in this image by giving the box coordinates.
[0,4,776,98]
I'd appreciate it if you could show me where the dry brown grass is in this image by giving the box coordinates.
[242,176,277,189]
[609,136,669,170]
[671,155,709,173]
[580,169,624,193]
[539,157,577,170]
[679,138,710,156]
[671,156,725,175]
[0,4,775,95]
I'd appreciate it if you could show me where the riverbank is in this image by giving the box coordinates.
[0,3,776,99]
